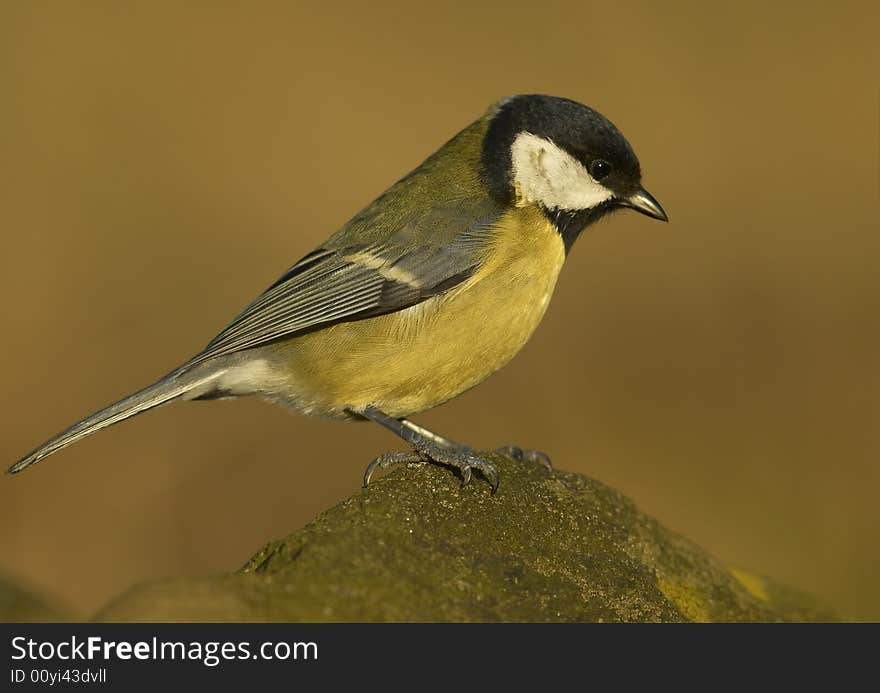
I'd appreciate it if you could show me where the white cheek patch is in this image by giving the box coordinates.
[510,132,613,211]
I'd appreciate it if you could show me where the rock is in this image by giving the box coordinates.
[0,572,69,622]
[94,456,836,622]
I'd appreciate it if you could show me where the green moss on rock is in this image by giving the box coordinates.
[0,573,69,622]
[94,456,836,622]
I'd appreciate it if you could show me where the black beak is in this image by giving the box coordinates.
[622,187,668,222]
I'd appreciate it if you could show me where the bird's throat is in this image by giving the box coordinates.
[544,201,619,253]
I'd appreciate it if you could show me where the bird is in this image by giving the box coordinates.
[9,94,667,491]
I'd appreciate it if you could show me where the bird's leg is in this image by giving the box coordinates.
[358,406,499,493]
[404,418,553,473]
[396,419,462,449]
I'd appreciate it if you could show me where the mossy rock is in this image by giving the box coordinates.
[94,456,836,622]
[0,573,69,622]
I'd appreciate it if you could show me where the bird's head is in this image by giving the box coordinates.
[481,94,667,248]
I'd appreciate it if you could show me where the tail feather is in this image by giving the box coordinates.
[8,367,220,474]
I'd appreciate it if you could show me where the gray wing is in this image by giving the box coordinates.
[191,198,502,364]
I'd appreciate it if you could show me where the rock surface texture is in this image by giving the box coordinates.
[95,455,835,622]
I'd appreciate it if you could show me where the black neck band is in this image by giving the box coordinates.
[545,201,619,253]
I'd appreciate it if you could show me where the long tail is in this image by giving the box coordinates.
[8,366,221,474]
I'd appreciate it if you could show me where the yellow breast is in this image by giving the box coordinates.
[268,206,566,418]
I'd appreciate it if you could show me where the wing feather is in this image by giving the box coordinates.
[190,197,503,364]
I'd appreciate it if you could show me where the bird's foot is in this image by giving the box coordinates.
[494,445,553,472]
[363,450,425,488]
[363,441,500,493]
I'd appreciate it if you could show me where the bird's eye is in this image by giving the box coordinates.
[589,159,612,180]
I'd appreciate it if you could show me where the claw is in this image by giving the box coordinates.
[484,466,500,495]
[363,457,380,488]
[495,445,553,472]
[529,450,553,472]
[460,466,473,487]
[500,445,523,461]
[362,450,424,487]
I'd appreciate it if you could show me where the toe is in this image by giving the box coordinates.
[483,463,500,495]
[460,466,473,487]
[363,450,424,487]
[496,445,552,473]
[495,445,523,461]
[529,450,553,472]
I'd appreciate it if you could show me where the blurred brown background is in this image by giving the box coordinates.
[1,1,878,620]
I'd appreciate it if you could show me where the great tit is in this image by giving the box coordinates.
[9,94,667,491]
